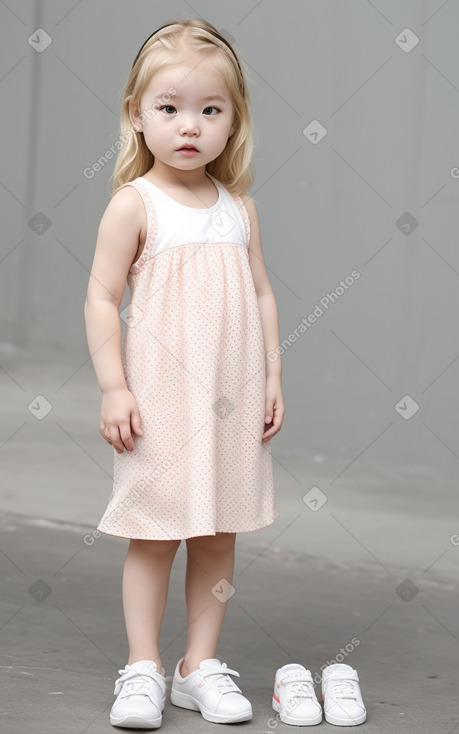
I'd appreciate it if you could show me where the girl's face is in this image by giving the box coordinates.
[133,54,236,173]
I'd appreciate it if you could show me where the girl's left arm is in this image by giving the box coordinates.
[241,193,285,441]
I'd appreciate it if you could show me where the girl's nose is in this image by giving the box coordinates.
[180,121,199,135]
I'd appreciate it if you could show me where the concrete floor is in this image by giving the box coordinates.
[1,348,458,732]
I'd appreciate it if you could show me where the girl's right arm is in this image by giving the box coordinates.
[84,186,144,454]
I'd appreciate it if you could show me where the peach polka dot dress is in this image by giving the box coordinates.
[96,171,279,540]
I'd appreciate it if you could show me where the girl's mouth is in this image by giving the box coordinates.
[177,147,199,156]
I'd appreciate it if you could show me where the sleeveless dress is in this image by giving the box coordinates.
[96,171,279,540]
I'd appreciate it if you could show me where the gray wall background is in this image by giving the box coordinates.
[1,0,458,487]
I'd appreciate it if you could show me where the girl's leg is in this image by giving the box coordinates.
[122,538,181,668]
[181,532,236,676]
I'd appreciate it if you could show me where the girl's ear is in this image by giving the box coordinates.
[229,119,236,137]
[130,102,143,132]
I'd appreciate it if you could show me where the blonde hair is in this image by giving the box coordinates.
[110,16,256,197]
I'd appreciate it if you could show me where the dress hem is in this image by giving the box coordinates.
[96,510,280,541]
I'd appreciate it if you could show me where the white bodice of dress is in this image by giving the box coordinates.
[136,172,249,256]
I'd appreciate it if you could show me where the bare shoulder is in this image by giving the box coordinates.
[104,184,145,229]
[239,191,257,214]
[98,183,147,254]
[86,185,146,308]
[238,191,261,238]
[240,191,262,226]
[237,191,272,296]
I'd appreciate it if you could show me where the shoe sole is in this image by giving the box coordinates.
[324,710,367,726]
[171,689,252,723]
[272,694,323,726]
[110,712,162,728]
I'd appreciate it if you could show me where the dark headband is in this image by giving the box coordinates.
[131,22,244,91]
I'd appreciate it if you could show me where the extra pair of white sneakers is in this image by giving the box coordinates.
[109,657,366,729]
[273,662,367,726]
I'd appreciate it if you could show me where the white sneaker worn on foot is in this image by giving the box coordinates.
[321,664,367,726]
[272,663,322,726]
[170,657,253,723]
[110,660,167,729]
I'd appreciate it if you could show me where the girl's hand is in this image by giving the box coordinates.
[100,387,143,454]
[262,376,285,442]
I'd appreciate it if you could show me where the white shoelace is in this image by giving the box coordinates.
[199,663,242,694]
[330,677,357,699]
[282,674,316,699]
[114,667,164,698]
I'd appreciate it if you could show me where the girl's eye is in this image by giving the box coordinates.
[159,105,220,115]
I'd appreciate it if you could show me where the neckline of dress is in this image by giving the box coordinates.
[139,172,222,212]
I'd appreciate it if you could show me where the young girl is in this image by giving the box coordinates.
[84,16,285,729]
